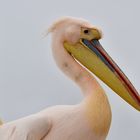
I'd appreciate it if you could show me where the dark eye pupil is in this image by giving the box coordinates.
[84,30,89,34]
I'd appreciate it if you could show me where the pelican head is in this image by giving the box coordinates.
[48,17,140,111]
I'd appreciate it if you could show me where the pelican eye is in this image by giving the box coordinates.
[84,29,89,34]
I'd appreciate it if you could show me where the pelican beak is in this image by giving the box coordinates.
[64,31,140,111]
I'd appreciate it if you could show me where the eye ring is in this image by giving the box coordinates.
[84,29,89,34]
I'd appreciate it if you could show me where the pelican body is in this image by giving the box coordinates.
[38,17,140,140]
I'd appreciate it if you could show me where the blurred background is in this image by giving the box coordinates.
[0,0,140,139]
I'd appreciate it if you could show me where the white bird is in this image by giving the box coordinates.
[40,17,140,140]
[0,17,139,140]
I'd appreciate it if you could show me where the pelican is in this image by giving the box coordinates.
[40,17,140,139]
[0,16,140,140]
